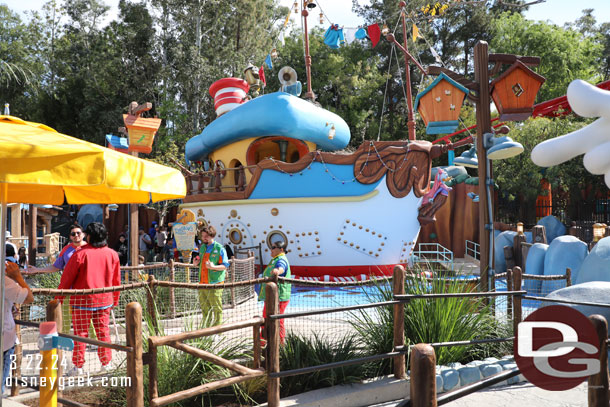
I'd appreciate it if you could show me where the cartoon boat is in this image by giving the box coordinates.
[180,74,448,280]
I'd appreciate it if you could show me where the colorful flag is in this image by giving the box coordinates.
[368,23,381,47]
[430,46,442,64]
[264,54,273,70]
[412,23,419,41]
[259,65,266,87]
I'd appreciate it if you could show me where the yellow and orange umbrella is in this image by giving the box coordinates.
[0,115,186,371]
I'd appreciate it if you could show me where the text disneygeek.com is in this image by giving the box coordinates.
[5,375,131,390]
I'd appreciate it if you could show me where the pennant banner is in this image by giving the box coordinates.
[412,23,419,41]
[264,54,273,70]
[259,65,266,87]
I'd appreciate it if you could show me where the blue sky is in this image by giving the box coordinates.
[2,0,608,27]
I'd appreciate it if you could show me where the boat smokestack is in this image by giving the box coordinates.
[209,78,250,117]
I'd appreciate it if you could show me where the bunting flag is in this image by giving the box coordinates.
[264,54,273,70]
[430,46,442,64]
[367,23,381,47]
[259,65,266,87]
[412,23,419,41]
[282,9,291,28]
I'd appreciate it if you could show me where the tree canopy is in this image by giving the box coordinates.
[1,0,608,215]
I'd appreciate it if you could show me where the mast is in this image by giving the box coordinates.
[301,1,316,101]
[400,1,416,141]
[385,2,426,140]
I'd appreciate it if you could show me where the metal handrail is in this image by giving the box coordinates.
[465,240,480,260]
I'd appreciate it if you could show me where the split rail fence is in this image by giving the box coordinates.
[10,261,602,407]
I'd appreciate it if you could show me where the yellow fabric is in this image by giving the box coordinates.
[412,23,419,41]
[0,115,186,204]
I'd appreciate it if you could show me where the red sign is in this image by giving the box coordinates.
[514,305,600,391]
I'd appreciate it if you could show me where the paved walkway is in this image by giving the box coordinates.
[440,382,588,406]
[372,382,588,407]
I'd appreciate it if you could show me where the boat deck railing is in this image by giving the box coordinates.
[412,243,454,270]
[185,165,256,195]
[465,240,480,263]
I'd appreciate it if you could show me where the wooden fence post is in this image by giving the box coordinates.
[230,260,236,308]
[169,259,176,318]
[126,302,144,407]
[531,225,547,244]
[512,267,522,335]
[566,268,572,287]
[513,234,526,269]
[147,274,158,333]
[506,268,513,323]
[46,299,63,398]
[265,282,280,407]
[588,314,609,407]
[504,246,516,270]
[148,338,158,406]
[393,265,406,379]
[410,343,437,407]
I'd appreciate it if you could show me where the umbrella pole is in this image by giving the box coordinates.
[0,185,7,405]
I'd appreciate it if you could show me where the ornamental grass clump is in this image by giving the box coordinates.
[141,292,255,406]
[278,332,368,397]
[350,270,509,367]
[404,273,508,364]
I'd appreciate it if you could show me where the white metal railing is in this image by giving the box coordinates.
[465,240,480,262]
[412,243,454,269]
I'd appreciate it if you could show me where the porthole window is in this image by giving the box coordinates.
[266,230,288,250]
[229,228,243,245]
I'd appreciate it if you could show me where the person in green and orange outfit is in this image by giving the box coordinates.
[193,226,228,326]
[259,241,291,345]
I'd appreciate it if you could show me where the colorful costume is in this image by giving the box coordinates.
[56,246,121,369]
[198,241,229,326]
[259,253,291,344]
[323,24,345,49]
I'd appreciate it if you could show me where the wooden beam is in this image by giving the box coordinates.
[149,317,264,347]
[474,41,491,294]
[425,65,479,91]
[386,34,426,75]
[488,53,541,66]
[393,265,406,379]
[128,102,153,117]
[512,267,522,336]
[410,344,437,407]
[126,302,144,407]
[150,371,265,407]
[148,340,158,402]
[266,282,280,407]
[168,341,262,376]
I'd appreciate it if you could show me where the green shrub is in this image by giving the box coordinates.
[278,333,368,397]
[350,273,510,366]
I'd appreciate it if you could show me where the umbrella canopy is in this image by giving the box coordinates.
[0,115,185,203]
[0,115,186,394]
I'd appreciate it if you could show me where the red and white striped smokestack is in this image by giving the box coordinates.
[209,78,250,117]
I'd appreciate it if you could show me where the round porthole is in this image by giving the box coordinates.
[266,230,288,250]
[228,228,243,245]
